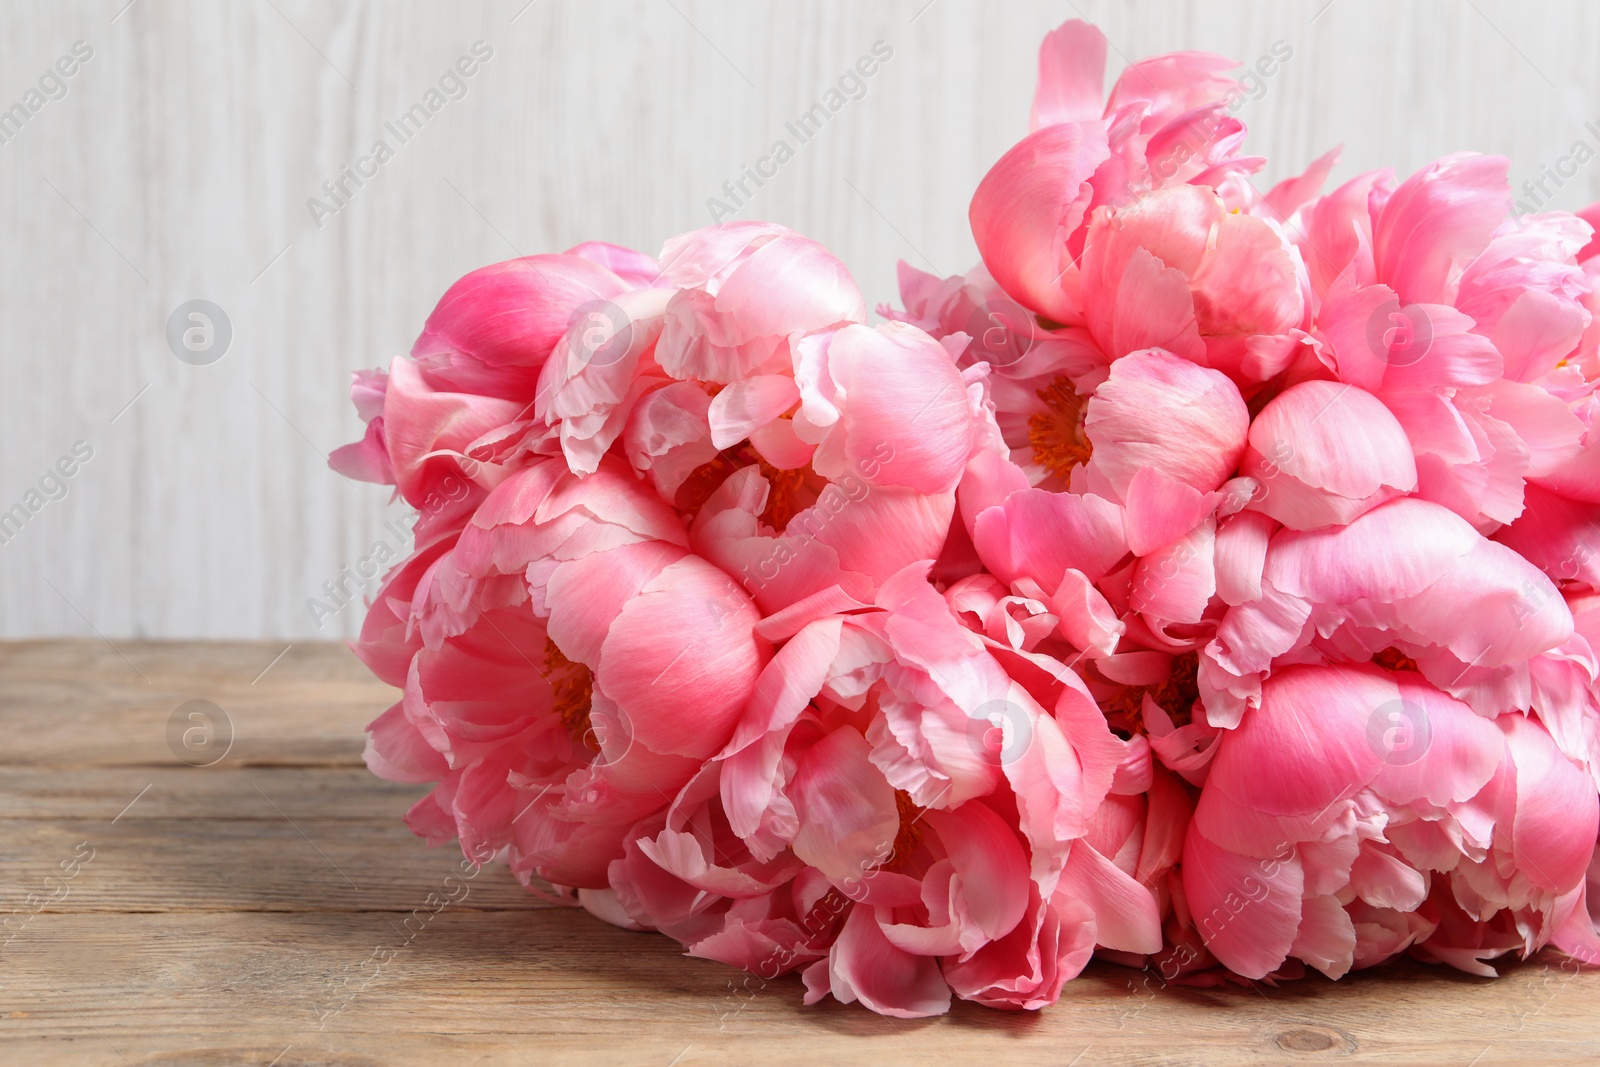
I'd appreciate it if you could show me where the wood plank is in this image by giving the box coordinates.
[0,640,392,767]
[0,766,427,820]
[0,817,545,914]
[1,913,1596,1066]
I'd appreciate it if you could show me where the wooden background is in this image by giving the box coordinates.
[5,639,1597,1065]
[4,0,1600,640]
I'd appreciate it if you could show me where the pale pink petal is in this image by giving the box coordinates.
[1264,145,1342,221]
[1348,845,1428,911]
[1049,568,1125,657]
[1214,510,1276,606]
[1372,153,1510,306]
[1497,482,1600,590]
[708,374,801,448]
[1105,50,1240,122]
[329,418,394,484]
[564,240,661,287]
[1086,348,1249,498]
[819,323,975,494]
[622,381,718,501]
[1243,381,1417,530]
[1030,20,1107,129]
[1130,518,1216,625]
[789,727,900,888]
[1502,714,1599,894]
[1084,246,1205,363]
[723,617,844,758]
[1300,170,1389,297]
[1058,839,1163,953]
[1291,893,1356,979]
[715,232,866,339]
[1122,466,1219,555]
[921,802,1031,942]
[749,417,815,470]
[970,488,1127,590]
[382,357,527,508]
[364,702,450,783]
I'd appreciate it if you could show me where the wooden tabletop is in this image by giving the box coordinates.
[3,639,1597,1066]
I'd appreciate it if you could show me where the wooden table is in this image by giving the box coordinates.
[3,640,1597,1066]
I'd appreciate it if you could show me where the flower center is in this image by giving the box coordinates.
[1102,651,1200,735]
[1027,375,1092,481]
[544,638,597,750]
[1372,646,1420,673]
[880,790,926,872]
[675,442,812,532]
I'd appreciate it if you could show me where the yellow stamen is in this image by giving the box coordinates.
[544,638,596,749]
[1027,375,1093,482]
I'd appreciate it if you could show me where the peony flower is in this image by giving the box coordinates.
[949,341,1247,666]
[653,221,867,384]
[1201,496,1583,729]
[362,455,770,889]
[1180,662,1597,979]
[1493,204,1600,593]
[882,260,1106,489]
[539,223,867,478]
[1295,155,1593,531]
[693,561,1155,1015]
[1077,184,1308,392]
[688,325,976,612]
[968,20,1263,329]
[410,243,654,399]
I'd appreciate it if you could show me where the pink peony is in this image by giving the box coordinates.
[360,456,770,888]
[1294,156,1593,531]
[968,20,1263,329]
[1180,663,1596,979]
[330,14,1600,1021]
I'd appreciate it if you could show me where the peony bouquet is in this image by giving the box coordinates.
[330,19,1600,1017]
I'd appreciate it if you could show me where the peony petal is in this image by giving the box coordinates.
[1214,510,1276,606]
[1372,153,1510,306]
[790,727,900,888]
[1182,821,1305,980]
[1086,349,1249,498]
[1122,466,1219,555]
[708,374,801,448]
[970,122,1112,324]
[827,903,953,1018]
[1243,381,1417,530]
[1058,839,1163,953]
[1290,893,1356,979]
[1030,20,1107,129]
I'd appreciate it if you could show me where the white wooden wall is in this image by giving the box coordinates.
[4,0,1599,640]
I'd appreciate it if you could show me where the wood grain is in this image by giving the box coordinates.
[4,0,1600,640]
[2,639,1598,1065]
